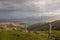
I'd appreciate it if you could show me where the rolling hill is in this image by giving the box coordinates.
[28,20,60,31]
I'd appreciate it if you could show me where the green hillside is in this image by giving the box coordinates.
[0,21,60,40]
[28,20,60,31]
[0,22,28,31]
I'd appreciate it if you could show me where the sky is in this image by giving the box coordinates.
[0,0,60,19]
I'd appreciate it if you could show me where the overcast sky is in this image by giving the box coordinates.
[0,0,60,19]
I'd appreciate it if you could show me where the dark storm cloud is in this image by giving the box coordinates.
[0,0,60,19]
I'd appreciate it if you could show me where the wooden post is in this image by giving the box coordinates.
[48,24,52,40]
[24,24,28,33]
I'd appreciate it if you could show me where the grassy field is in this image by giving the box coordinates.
[0,30,59,40]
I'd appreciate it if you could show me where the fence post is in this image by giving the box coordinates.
[48,24,52,40]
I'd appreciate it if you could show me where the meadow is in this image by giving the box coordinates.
[0,30,59,40]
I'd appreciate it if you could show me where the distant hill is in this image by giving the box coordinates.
[28,20,60,31]
[0,15,60,24]
[0,16,51,24]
